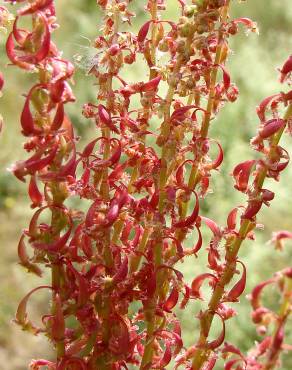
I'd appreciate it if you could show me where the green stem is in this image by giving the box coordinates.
[180,0,231,225]
[36,65,66,360]
[140,27,197,368]
[93,7,121,369]
[262,277,292,370]
[130,224,153,273]
[140,52,183,370]
[191,104,292,369]
[150,0,158,79]
[51,263,65,358]
[200,0,230,139]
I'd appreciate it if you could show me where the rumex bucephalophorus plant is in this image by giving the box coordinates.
[1,0,292,369]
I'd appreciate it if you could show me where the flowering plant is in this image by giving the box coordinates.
[1,0,292,369]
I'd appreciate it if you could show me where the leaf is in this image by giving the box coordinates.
[273,324,284,350]
[57,358,87,370]
[224,359,243,370]
[113,257,128,284]
[29,205,73,253]
[97,104,119,133]
[18,0,54,16]
[204,140,224,170]
[28,175,43,208]
[191,273,218,300]
[225,260,246,302]
[175,159,194,187]
[232,160,256,193]
[233,17,258,33]
[191,225,203,255]
[173,191,199,228]
[20,84,44,136]
[217,64,231,90]
[29,359,56,369]
[109,314,130,356]
[242,199,262,220]
[50,103,65,131]
[15,285,52,334]
[105,187,129,227]
[201,216,221,237]
[271,230,292,250]
[32,14,51,63]
[6,31,33,71]
[280,55,292,83]
[18,234,42,276]
[162,286,179,312]
[39,144,77,181]
[153,343,172,369]
[256,94,280,122]
[137,21,152,43]
[259,118,285,139]
[207,313,225,350]
[81,136,105,158]
[249,278,275,310]
[0,71,4,91]
[141,76,161,92]
[202,355,217,370]
[171,105,206,121]
[164,236,184,257]
[226,207,239,231]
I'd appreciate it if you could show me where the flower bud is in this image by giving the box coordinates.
[184,5,197,17]
[108,43,120,56]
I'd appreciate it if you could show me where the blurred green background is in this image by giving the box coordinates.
[0,1,292,369]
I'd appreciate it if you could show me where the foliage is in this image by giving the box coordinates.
[0,1,292,370]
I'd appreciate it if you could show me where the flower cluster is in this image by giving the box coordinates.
[4,0,79,368]
[4,1,292,370]
[188,55,292,369]
[222,232,292,370]
[77,1,250,368]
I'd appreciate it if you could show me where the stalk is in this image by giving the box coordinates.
[262,276,292,370]
[185,0,231,209]
[141,31,195,370]
[8,1,292,369]
[7,2,76,363]
[150,0,158,79]
[127,0,159,273]
[200,0,231,139]
[141,2,234,366]
[95,6,120,368]
[191,104,292,369]
[176,0,231,250]
[51,264,65,358]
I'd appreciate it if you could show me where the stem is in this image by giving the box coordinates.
[256,104,292,189]
[51,263,65,358]
[179,1,231,224]
[176,0,231,253]
[140,66,180,370]
[191,104,292,369]
[93,6,120,368]
[37,66,66,360]
[101,126,114,270]
[49,181,67,360]
[150,0,158,79]
[129,223,153,273]
[262,277,292,370]
[140,28,196,370]
[200,0,230,139]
